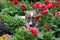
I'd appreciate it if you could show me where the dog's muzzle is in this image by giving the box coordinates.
[29,22,35,27]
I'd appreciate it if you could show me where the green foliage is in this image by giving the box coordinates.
[0,0,32,16]
[1,15,25,32]
[14,28,38,40]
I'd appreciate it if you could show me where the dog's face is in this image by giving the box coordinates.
[24,11,38,27]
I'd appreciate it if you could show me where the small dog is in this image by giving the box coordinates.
[24,10,39,27]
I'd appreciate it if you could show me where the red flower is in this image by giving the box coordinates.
[12,0,19,5]
[47,3,53,9]
[35,2,41,9]
[32,4,36,9]
[47,1,54,9]
[48,1,54,5]
[43,9,48,15]
[20,4,26,9]
[29,27,38,36]
[35,14,42,19]
[54,12,60,17]
[57,0,60,3]
[44,26,50,31]
[55,4,60,8]
[40,4,47,10]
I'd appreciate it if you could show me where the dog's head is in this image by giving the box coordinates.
[24,10,39,27]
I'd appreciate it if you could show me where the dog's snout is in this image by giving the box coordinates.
[30,24,33,27]
[29,22,33,27]
[29,22,35,27]
[29,21,32,24]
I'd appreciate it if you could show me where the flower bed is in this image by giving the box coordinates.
[0,0,60,40]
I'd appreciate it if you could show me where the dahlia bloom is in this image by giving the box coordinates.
[54,12,60,17]
[29,27,38,36]
[20,4,26,10]
[12,0,19,5]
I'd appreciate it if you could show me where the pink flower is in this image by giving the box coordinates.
[54,12,60,17]
[2,34,10,39]
[44,26,50,31]
[29,27,38,36]
[35,2,41,9]
[12,0,19,5]
[20,4,26,9]
[43,9,49,15]
[40,4,47,10]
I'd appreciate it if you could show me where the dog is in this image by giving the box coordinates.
[24,10,39,28]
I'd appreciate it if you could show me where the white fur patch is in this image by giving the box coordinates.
[29,21,32,25]
[31,12,33,17]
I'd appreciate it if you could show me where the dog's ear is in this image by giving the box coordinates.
[24,11,37,15]
[24,11,30,17]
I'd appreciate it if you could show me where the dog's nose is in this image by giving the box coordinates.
[30,24,33,27]
[29,22,33,26]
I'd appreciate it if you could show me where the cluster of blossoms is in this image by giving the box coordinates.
[31,1,55,19]
[12,0,60,11]
[21,26,50,36]
[32,2,49,15]
[12,0,26,10]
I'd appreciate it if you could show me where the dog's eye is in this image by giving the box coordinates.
[32,17,35,19]
[27,17,30,19]
[32,17,36,21]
